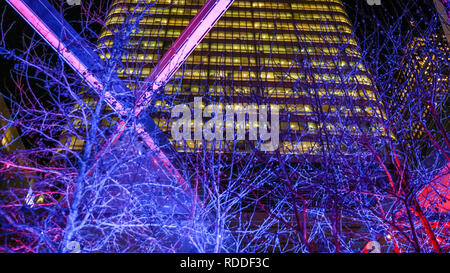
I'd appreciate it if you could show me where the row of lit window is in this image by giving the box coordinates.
[111,0,346,12]
[215,20,352,34]
[100,32,357,52]
[109,5,351,27]
[291,2,345,12]
[154,117,384,141]
[169,139,322,154]
[109,6,293,18]
[106,15,352,35]
[101,21,356,46]
[163,83,375,98]
[168,68,372,83]
[116,66,373,86]
[156,116,371,131]
[232,0,344,8]
[118,1,347,15]
[99,52,158,62]
[108,2,350,22]
[152,98,379,116]
[182,55,364,70]
[155,118,321,133]
[98,45,363,70]
[101,35,360,57]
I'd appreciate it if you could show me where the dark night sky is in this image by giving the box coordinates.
[0,0,109,96]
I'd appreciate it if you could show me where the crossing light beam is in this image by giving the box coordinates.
[6,0,235,191]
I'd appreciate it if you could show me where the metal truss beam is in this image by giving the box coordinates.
[6,0,235,190]
[5,0,187,189]
[136,0,235,113]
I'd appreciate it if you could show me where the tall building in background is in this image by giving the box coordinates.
[392,33,449,141]
[390,3,449,159]
[96,0,383,156]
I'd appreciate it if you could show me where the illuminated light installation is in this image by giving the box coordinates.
[416,162,450,215]
[392,162,450,253]
[6,0,238,194]
[4,0,188,189]
[137,0,235,112]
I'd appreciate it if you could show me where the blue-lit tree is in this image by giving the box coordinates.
[0,0,448,253]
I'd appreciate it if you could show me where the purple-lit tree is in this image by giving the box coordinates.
[0,0,448,253]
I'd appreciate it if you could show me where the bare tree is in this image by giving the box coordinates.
[0,0,448,253]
